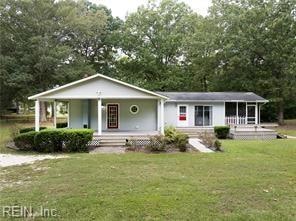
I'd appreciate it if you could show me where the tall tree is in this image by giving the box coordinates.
[0,0,120,116]
[117,0,196,91]
[210,0,296,124]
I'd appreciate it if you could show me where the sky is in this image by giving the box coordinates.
[90,0,212,19]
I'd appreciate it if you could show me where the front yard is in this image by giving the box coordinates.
[0,138,295,220]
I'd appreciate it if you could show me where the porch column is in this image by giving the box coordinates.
[97,98,102,135]
[255,102,258,125]
[35,99,40,131]
[67,101,70,128]
[258,104,261,125]
[160,99,165,135]
[53,100,57,128]
[236,102,239,124]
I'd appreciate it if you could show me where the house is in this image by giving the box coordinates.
[29,74,268,136]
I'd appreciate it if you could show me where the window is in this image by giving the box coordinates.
[194,106,212,126]
[130,105,139,114]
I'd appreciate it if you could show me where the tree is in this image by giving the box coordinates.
[116,0,197,91]
[0,0,120,117]
[210,0,296,124]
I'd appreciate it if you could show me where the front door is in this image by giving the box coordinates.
[247,105,256,124]
[177,105,188,127]
[107,104,119,129]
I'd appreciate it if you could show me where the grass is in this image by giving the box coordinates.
[0,140,295,220]
[0,118,295,220]
[276,119,296,136]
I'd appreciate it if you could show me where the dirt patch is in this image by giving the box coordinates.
[0,154,67,167]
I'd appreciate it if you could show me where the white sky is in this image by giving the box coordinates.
[90,0,212,19]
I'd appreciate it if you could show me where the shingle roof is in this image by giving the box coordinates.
[156,92,267,102]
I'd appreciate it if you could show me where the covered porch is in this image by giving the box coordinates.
[225,102,263,125]
[34,97,165,135]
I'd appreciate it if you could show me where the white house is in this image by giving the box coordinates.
[29,74,268,135]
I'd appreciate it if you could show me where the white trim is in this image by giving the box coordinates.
[35,96,162,100]
[98,99,102,135]
[160,99,164,134]
[35,100,40,131]
[106,103,120,130]
[166,100,268,103]
[67,101,70,128]
[53,100,57,128]
[177,104,189,127]
[129,105,139,114]
[28,74,168,100]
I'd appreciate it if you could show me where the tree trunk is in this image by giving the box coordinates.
[16,101,20,114]
[277,100,284,125]
[40,101,47,122]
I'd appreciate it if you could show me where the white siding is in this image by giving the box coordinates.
[164,102,226,127]
[42,78,154,99]
[69,99,157,131]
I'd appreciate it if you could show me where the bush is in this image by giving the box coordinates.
[164,126,189,152]
[199,131,216,147]
[164,125,178,143]
[14,131,38,151]
[214,126,230,139]
[214,140,223,151]
[62,129,93,152]
[34,129,93,153]
[56,122,68,128]
[34,129,64,153]
[175,133,189,152]
[19,127,46,134]
[146,135,167,152]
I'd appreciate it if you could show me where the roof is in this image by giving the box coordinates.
[156,92,268,102]
[29,74,168,100]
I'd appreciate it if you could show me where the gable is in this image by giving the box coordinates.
[29,74,167,100]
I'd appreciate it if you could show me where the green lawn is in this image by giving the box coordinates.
[276,119,296,136]
[0,139,295,220]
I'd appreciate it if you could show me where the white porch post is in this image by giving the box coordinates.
[255,102,258,125]
[53,100,57,128]
[97,98,102,135]
[258,104,261,125]
[160,99,164,135]
[35,99,40,131]
[67,101,70,128]
[236,102,239,125]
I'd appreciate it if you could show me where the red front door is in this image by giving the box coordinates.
[107,104,119,129]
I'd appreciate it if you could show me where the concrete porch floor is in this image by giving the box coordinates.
[93,130,160,136]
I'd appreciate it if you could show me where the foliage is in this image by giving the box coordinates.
[62,129,93,152]
[199,131,217,148]
[14,131,38,151]
[19,127,46,134]
[146,135,167,152]
[164,125,189,151]
[34,129,93,153]
[56,122,68,128]
[214,126,230,139]
[175,133,189,152]
[213,140,222,152]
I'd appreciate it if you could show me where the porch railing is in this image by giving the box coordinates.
[225,116,246,125]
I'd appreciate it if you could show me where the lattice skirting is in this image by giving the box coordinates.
[87,139,100,146]
[127,139,161,147]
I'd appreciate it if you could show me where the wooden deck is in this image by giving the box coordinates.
[229,126,277,140]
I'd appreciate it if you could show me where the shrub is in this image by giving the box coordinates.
[175,133,189,152]
[56,122,68,128]
[214,140,223,151]
[14,131,38,151]
[19,127,46,134]
[164,126,189,152]
[146,135,167,152]
[34,129,94,153]
[199,131,216,147]
[34,129,64,153]
[164,125,178,143]
[62,129,93,152]
[214,126,230,139]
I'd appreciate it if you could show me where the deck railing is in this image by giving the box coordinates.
[225,116,246,125]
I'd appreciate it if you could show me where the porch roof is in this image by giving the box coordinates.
[156,92,268,103]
